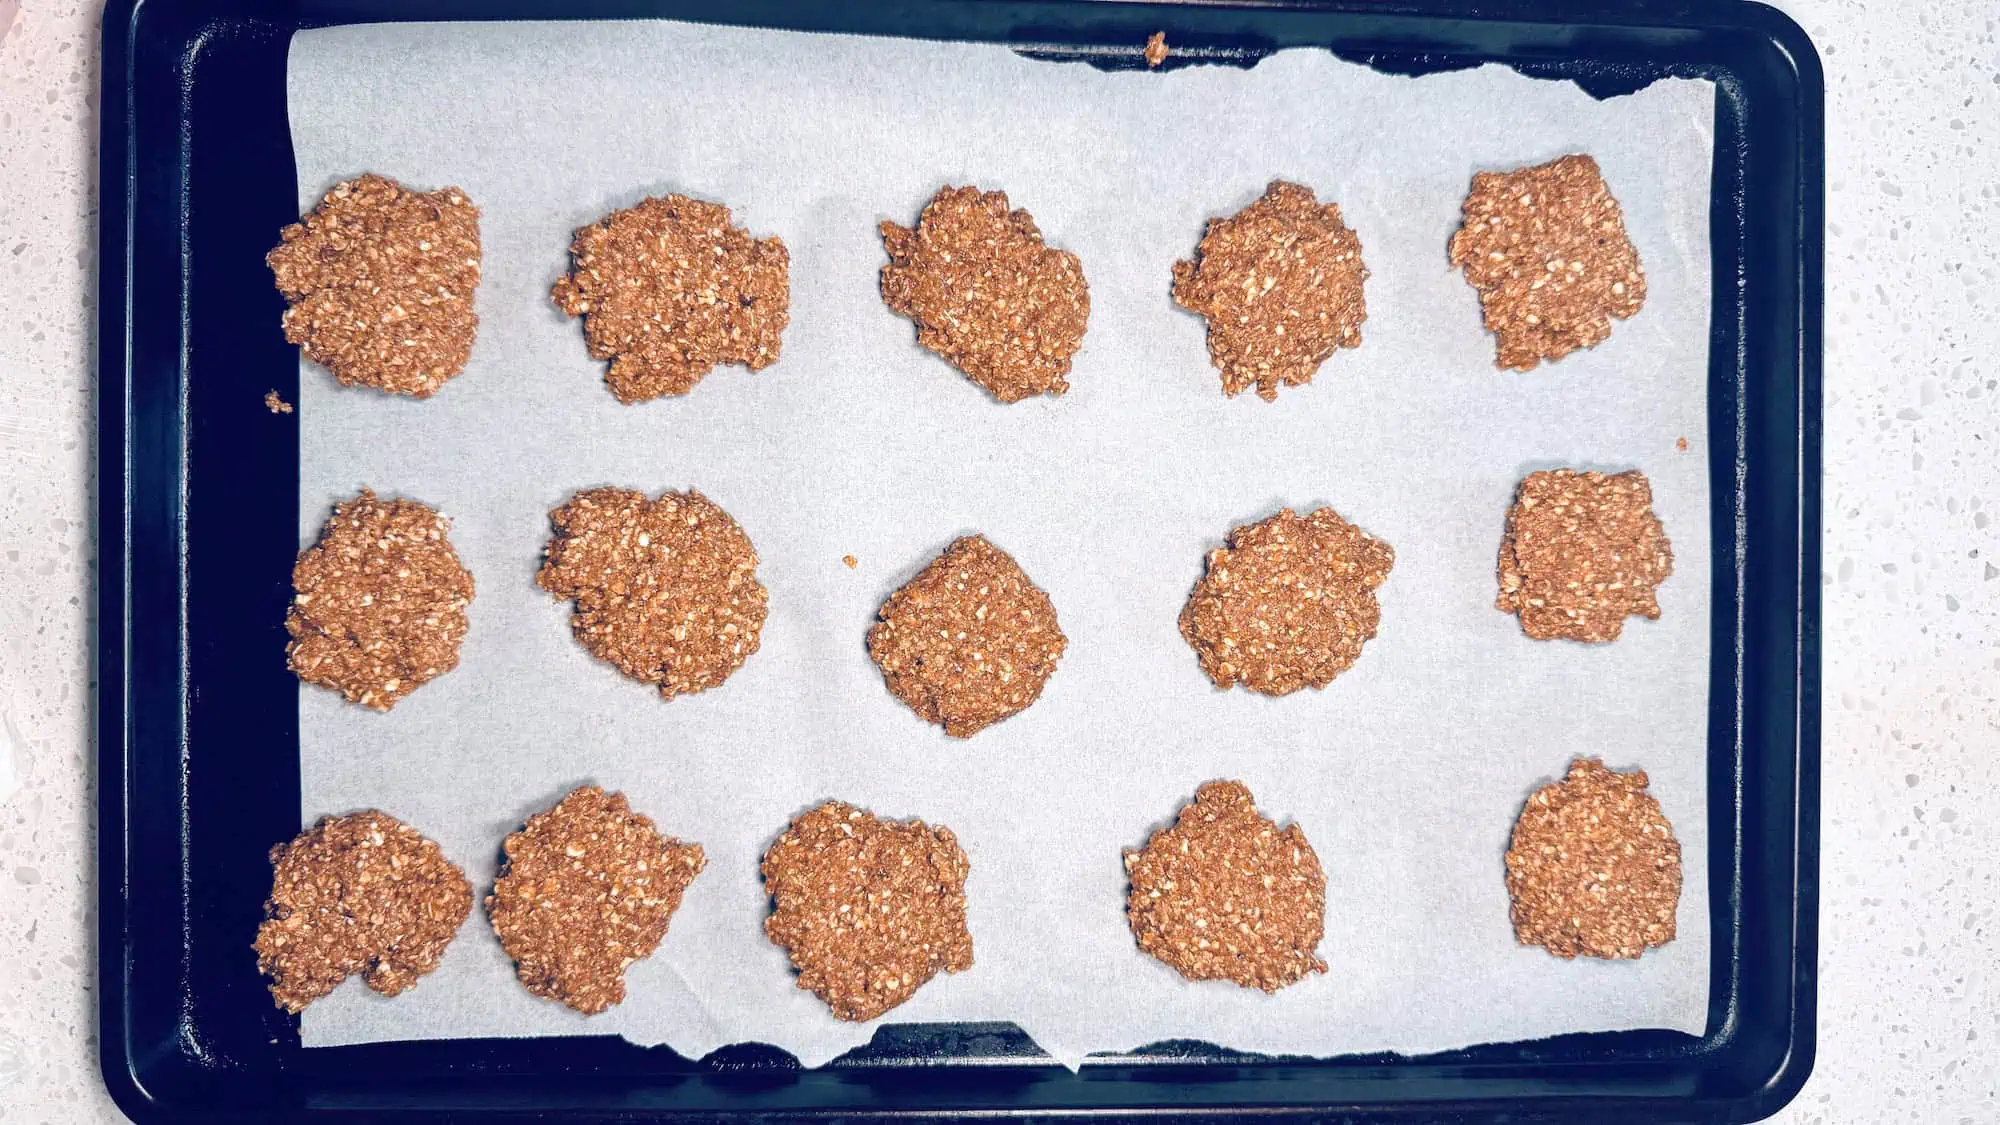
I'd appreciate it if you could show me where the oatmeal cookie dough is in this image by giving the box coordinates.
[253,811,472,1013]
[537,488,768,699]
[1171,181,1369,401]
[1447,154,1646,369]
[552,194,791,403]
[867,535,1067,737]
[287,490,474,710]
[1124,780,1327,991]
[1179,507,1394,696]
[1496,468,1673,643]
[266,174,481,398]
[488,786,707,1014]
[879,186,1090,403]
[761,800,973,1022]
[1505,758,1681,959]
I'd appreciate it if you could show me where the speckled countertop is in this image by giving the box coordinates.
[0,0,1992,1121]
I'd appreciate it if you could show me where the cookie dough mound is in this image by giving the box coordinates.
[1496,468,1673,643]
[488,786,706,1014]
[1506,758,1681,959]
[1447,154,1646,369]
[762,801,973,1022]
[266,174,481,398]
[1171,181,1369,401]
[537,488,768,699]
[867,535,1067,737]
[879,186,1090,403]
[1125,781,1327,991]
[254,811,472,1013]
[552,194,791,403]
[287,490,475,710]
[1179,507,1394,696]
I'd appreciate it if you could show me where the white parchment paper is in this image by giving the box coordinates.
[288,19,1715,1068]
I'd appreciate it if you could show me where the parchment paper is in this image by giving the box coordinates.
[288,19,1715,1068]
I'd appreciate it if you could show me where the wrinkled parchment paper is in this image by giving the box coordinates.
[288,19,1714,1068]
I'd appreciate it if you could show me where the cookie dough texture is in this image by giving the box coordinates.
[253,811,472,1013]
[1172,181,1369,401]
[552,194,791,403]
[880,185,1090,403]
[1448,153,1646,369]
[1180,507,1394,696]
[538,488,768,699]
[1125,781,1328,991]
[1505,758,1681,959]
[762,801,974,1022]
[1497,469,1674,643]
[287,490,475,710]
[868,535,1067,737]
[267,174,481,398]
[488,786,707,1014]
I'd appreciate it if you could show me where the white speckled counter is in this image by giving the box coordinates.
[0,0,1992,1121]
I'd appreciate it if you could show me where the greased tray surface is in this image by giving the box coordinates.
[99,1,1822,1121]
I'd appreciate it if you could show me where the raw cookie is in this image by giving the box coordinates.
[1496,468,1674,643]
[1171,181,1369,401]
[762,800,973,1022]
[1179,507,1394,696]
[1124,780,1327,991]
[253,810,472,1013]
[879,185,1090,403]
[287,490,474,710]
[552,194,791,403]
[488,786,707,1014]
[266,174,481,398]
[537,488,768,699]
[1505,758,1681,959]
[867,535,1067,737]
[1447,153,1646,369]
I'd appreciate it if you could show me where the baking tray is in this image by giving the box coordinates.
[96,0,1823,1121]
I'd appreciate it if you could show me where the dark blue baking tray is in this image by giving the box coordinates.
[97,0,1823,1120]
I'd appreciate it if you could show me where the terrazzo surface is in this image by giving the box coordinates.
[0,0,1992,1120]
